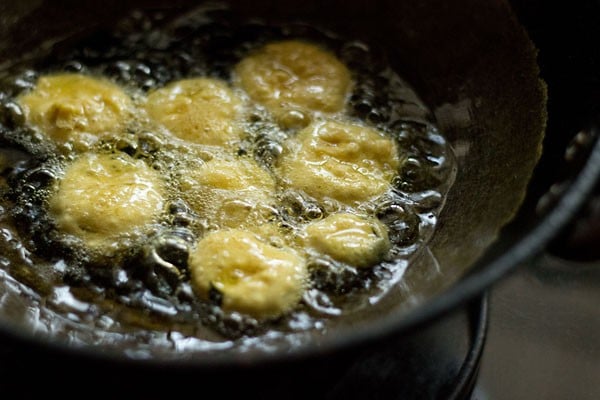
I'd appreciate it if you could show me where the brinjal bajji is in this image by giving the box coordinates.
[0,5,456,347]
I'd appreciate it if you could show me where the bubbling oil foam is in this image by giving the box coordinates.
[0,4,456,355]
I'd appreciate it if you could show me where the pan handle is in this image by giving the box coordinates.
[539,125,600,262]
[550,187,600,262]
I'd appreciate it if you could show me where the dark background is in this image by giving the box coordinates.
[476,1,600,399]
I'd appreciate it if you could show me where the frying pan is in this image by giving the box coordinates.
[0,0,598,395]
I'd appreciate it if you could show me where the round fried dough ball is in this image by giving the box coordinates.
[178,157,277,230]
[234,40,352,128]
[189,229,308,319]
[277,120,400,207]
[145,78,244,148]
[48,152,165,252]
[303,213,390,268]
[17,73,134,152]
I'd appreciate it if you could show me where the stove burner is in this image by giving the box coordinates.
[325,295,488,400]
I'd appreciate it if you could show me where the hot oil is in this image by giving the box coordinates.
[0,4,456,354]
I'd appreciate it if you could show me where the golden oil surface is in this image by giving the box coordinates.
[0,4,456,354]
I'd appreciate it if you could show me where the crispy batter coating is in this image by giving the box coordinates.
[277,120,400,207]
[145,78,244,148]
[18,73,134,152]
[189,229,308,319]
[304,213,390,268]
[178,157,277,230]
[49,152,165,252]
[234,40,351,128]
